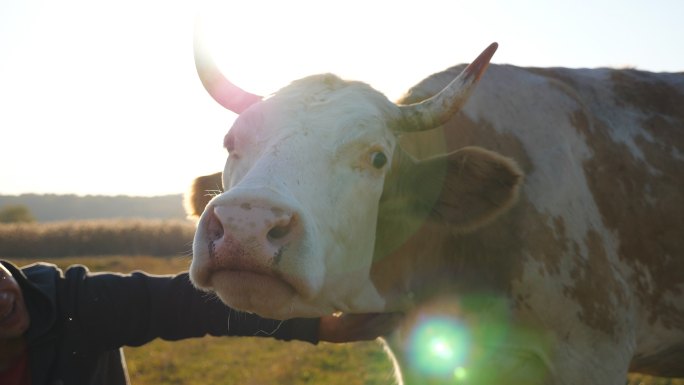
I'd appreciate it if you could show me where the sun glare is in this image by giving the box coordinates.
[197,1,338,97]
[194,0,457,101]
[4,0,681,196]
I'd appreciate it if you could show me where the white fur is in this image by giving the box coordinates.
[191,75,398,319]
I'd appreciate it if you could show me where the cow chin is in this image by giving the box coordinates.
[209,271,355,319]
[189,261,319,319]
[209,270,305,319]
[207,270,389,319]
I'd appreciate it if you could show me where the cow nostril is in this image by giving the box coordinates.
[207,210,224,242]
[267,216,295,241]
[268,224,290,240]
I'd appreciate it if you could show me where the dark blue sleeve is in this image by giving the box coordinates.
[61,266,319,351]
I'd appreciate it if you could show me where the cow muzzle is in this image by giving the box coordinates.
[206,203,298,270]
[191,195,320,314]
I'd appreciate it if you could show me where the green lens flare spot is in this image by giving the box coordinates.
[408,316,470,377]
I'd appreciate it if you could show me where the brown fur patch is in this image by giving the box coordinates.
[184,172,223,219]
[372,113,536,309]
[563,230,627,336]
[509,67,684,341]
[561,70,684,329]
[388,65,684,336]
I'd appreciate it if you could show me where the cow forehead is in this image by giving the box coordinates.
[227,74,401,156]
[269,73,398,127]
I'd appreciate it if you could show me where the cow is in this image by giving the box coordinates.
[186,37,684,385]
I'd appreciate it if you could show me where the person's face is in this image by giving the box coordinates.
[0,264,30,339]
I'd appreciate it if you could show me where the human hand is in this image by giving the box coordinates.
[318,312,403,343]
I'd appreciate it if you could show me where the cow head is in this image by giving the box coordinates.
[189,42,522,319]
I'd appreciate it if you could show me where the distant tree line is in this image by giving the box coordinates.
[0,194,187,222]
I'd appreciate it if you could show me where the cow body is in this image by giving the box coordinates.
[189,48,684,384]
[383,64,684,384]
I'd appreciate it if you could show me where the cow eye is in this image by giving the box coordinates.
[371,151,388,169]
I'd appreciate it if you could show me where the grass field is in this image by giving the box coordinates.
[6,255,682,385]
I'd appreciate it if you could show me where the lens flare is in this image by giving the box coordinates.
[408,316,470,378]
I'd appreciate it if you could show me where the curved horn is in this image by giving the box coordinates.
[194,25,262,114]
[396,42,498,132]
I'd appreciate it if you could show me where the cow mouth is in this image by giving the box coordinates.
[211,260,294,288]
[208,268,301,315]
[205,239,292,281]
[202,241,304,305]
[210,268,295,291]
[190,209,317,315]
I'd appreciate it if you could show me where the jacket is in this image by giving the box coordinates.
[1,261,319,385]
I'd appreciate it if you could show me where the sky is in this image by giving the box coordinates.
[1,0,682,197]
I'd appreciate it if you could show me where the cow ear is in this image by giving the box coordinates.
[418,146,523,233]
[374,146,522,258]
[183,172,223,220]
